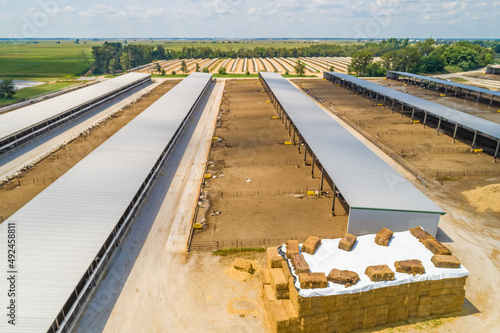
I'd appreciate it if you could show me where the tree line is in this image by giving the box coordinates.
[89,39,498,76]
[350,39,496,76]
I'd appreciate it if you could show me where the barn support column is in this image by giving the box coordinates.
[304,142,308,163]
[490,94,494,106]
[320,167,325,191]
[436,117,442,135]
[423,111,428,128]
[311,155,315,178]
[471,131,478,149]
[477,92,482,102]
[331,185,336,215]
[400,102,404,117]
[411,107,415,121]
[453,123,458,143]
[298,138,301,153]
[494,140,500,161]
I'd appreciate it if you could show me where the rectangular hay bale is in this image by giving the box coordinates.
[365,265,395,282]
[286,240,300,259]
[394,259,425,276]
[327,268,360,287]
[270,268,289,291]
[302,236,322,255]
[267,246,284,269]
[410,226,434,243]
[299,272,328,289]
[338,233,357,252]
[431,254,461,268]
[424,238,452,255]
[291,254,310,273]
[260,268,271,287]
[375,228,393,246]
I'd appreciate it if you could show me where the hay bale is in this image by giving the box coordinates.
[260,268,271,287]
[267,246,284,269]
[365,265,395,282]
[424,238,452,255]
[286,240,300,259]
[431,254,461,268]
[375,228,393,246]
[268,300,290,332]
[410,226,434,243]
[233,258,255,274]
[291,254,310,273]
[281,261,292,281]
[299,272,328,289]
[270,268,289,291]
[338,233,357,252]
[327,269,360,287]
[302,236,322,255]
[394,259,425,276]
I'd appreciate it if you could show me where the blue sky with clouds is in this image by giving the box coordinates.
[0,0,498,39]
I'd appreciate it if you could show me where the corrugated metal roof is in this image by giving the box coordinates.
[0,73,150,142]
[327,72,500,141]
[0,72,212,332]
[260,72,444,215]
[389,71,500,98]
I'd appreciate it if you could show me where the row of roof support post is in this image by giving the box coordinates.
[263,74,339,213]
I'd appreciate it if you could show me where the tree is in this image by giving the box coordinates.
[120,52,130,72]
[202,67,210,73]
[79,50,92,70]
[218,66,227,75]
[294,60,306,76]
[0,79,16,99]
[75,38,80,44]
[171,70,176,75]
[246,70,250,75]
[155,62,162,73]
[195,63,200,72]
[349,50,373,76]
[180,60,188,74]
[161,69,166,76]
[109,59,117,76]
[329,65,335,72]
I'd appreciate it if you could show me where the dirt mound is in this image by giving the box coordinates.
[463,184,500,212]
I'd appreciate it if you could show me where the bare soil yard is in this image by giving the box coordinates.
[192,79,347,248]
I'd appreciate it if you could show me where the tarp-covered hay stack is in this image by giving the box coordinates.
[261,228,469,333]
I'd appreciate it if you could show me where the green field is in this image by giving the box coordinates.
[0,42,96,80]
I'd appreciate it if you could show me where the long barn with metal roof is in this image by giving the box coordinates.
[260,72,445,238]
[324,71,500,160]
[0,72,151,156]
[386,71,500,105]
[0,72,212,333]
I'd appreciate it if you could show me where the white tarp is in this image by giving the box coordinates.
[280,230,469,297]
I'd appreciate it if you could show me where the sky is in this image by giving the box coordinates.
[0,0,498,39]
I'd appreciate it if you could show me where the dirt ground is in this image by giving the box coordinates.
[296,79,500,197]
[0,80,179,222]
[191,79,347,248]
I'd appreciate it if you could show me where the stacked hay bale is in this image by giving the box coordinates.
[261,229,468,333]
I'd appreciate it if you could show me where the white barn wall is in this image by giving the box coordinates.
[348,209,440,237]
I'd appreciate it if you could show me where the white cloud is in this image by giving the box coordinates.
[78,4,113,18]
[63,5,75,13]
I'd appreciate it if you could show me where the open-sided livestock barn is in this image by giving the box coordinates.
[0,73,212,333]
[260,72,445,237]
